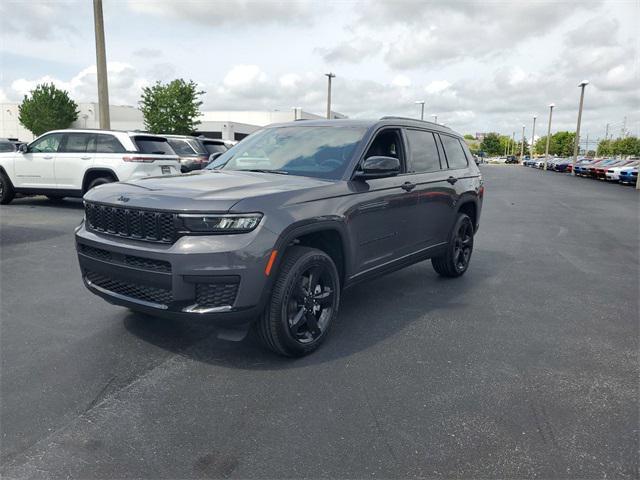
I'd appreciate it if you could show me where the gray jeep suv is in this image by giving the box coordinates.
[76,118,483,356]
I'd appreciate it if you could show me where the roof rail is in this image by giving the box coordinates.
[379,116,450,128]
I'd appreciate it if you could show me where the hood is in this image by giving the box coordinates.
[83,169,333,212]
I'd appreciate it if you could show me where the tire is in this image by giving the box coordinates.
[432,213,474,278]
[0,171,15,205]
[256,246,340,357]
[86,176,114,191]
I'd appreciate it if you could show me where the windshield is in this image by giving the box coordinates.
[208,126,366,179]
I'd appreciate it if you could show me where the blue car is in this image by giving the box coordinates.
[619,167,638,185]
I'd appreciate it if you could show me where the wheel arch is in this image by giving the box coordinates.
[272,220,350,287]
[456,194,479,231]
[82,168,119,193]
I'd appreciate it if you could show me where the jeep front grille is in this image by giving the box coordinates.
[85,202,177,243]
[79,243,171,273]
[85,270,173,306]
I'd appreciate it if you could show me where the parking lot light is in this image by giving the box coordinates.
[520,125,525,161]
[531,116,537,158]
[415,101,425,120]
[572,80,589,175]
[325,73,336,119]
[544,104,555,171]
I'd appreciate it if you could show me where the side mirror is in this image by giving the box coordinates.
[208,152,223,163]
[18,143,28,153]
[355,156,400,179]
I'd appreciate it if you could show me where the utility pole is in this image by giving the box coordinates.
[511,131,515,156]
[520,125,525,161]
[325,72,335,119]
[531,115,537,158]
[572,80,589,176]
[432,115,437,124]
[605,123,609,140]
[544,103,554,171]
[93,0,110,129]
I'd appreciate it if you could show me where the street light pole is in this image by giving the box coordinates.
[511,131,515,156]
[530,115,537,158]
[325,72,335,119]
[572,80,589,175]
[93,0,110,129]
[544,103,555,171]
[432,115,437,124]
[415,101,425,120]
[520,125,525,161]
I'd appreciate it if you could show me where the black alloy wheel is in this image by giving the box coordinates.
[287,264,336,343]
[256,246,340,357]
[431,213,474,278]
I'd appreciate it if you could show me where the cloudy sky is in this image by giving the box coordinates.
[1,0,638,140]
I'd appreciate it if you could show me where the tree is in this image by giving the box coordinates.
[18,83,79,137]
[534,132,576,156]
[463,134,476,140]
[479,133,502,156]
[598,136,640,156]
[139,79,204,134]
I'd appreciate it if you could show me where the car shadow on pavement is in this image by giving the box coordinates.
[123,250,504,370]
[7,196,84,209]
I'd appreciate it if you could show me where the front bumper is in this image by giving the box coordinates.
[75,222,278,325]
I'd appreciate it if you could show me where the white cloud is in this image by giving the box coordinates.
[279,74,302,89]
[223,65,268,90]
[127,0,316,27]
[9,63,148,105]
[391,75,411,88]
[425,81,451,95]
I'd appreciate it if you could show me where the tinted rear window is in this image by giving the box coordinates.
[440,135,469,169]
[202,141,228,155]
[133,136,174,155]
[405,129,441,173]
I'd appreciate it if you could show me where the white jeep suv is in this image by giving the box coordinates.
[0,129,180,204]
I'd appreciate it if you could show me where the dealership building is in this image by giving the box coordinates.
[0,102,346,142]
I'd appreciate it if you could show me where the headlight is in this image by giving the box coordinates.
[179,213,263,233]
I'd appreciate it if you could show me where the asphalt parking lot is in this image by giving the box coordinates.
[1,166,638,479]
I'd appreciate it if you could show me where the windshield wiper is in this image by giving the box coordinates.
[237,169,289,175]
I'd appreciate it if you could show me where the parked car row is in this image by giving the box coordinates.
[522,156,639,185]
[0,129,236,204]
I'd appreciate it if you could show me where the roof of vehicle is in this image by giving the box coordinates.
[40,128,168,138]
[266,117,458,135]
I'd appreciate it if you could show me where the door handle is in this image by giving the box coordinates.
[43,155,53,160]
[81,156,92,160]
[401,181,416,192]
[446,176,458,185]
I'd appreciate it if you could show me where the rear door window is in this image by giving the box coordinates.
[61,133,94,153]
[0,142,15,152]
[133,136,174,155]
[405,129,441,173]
[440,135,469,169]
[95,134,126,153]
